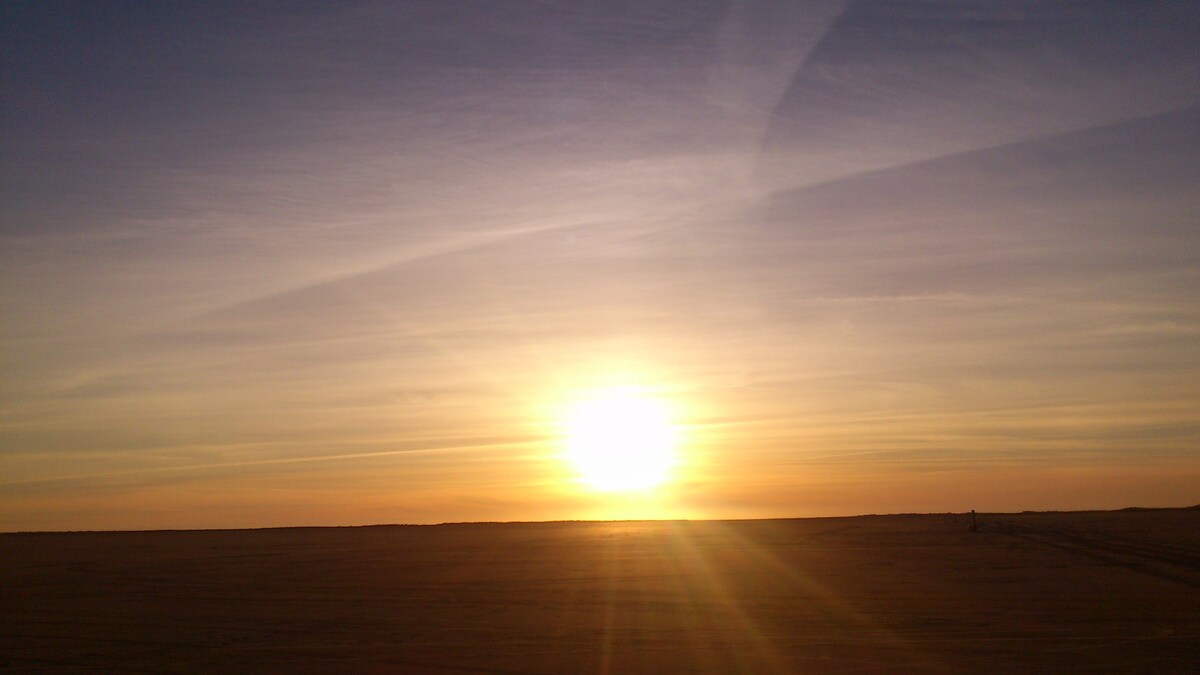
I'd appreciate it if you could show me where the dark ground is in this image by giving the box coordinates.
[3,509,1199,673]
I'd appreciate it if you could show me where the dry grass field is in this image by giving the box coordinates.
[3,509,1199,673]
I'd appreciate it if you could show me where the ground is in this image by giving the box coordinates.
[3,509,1199,673]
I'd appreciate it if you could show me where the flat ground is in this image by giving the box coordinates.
[3,509,1199,673]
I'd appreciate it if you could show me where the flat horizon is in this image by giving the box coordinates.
[7,503,1199,535]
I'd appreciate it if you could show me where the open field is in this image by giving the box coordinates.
[3,509,1199,673]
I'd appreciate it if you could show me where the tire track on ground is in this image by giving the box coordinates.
[987,521,1200,590]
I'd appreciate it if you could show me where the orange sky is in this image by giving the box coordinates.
[3,2,1199,531]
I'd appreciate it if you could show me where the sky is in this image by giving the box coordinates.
[2,1,1198,531]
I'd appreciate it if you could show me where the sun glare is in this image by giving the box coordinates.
[561,390,679,491]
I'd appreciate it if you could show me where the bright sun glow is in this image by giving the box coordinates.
[561,390,678,491]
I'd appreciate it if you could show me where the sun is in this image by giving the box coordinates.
[561,390,679,491]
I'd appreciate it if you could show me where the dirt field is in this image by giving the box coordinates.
[3,509,1198,673]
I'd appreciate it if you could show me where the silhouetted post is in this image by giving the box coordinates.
[969,509,978,532]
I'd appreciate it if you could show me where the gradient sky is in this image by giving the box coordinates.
[3,1,1198,531]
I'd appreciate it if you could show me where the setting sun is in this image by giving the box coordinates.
[561,390,679,492]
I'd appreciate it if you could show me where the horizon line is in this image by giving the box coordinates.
[5,504,1197,536]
